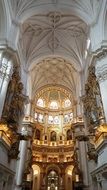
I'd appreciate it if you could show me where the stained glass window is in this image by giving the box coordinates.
[64,99,71,108]
[37,98,44,107]
[54,116,60,124]
[38,114,44,123]
[48,115,54,124]
[50,101,58,109]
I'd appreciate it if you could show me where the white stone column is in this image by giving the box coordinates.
[78,140,89,187]
[74,122,89,188]
[24,101,31,116]
[15,139,28,190]
[0,75,10,118]
[15,122,34,190]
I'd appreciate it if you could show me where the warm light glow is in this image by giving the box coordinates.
[67,170,72,176]
[64,99,71,107]
[34,170,39,175]
[37,98,45,107]
[50,101,58,109]
[76,174,79,182]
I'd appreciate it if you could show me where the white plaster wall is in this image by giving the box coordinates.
[0,143,16,173]
[97,146,107,167]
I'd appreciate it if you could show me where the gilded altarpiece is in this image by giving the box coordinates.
[83,66,105,133]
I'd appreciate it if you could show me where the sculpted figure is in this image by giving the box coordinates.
[2,69,27,124]
[2,70,20,118]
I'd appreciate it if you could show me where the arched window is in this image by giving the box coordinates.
[54,116,60,124]
[0,57,13,91]
[37,98,45,107]
[64,114,70,123]
[38,114,44,123]
[50,101,58,109]
[64,99,71,108]
[69,112,73,121]
[48,115,54,124]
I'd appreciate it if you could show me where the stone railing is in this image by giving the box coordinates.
[33,139,74,147]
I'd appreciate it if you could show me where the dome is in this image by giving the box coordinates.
[35,86,72,111]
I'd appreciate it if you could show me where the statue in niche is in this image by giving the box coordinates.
[50,131,56,141]
[67,129,72,140]
[35,129,40,140]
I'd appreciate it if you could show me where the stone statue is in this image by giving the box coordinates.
[2,69,27,125]
[2,70,20,118]
[50,131,56,141]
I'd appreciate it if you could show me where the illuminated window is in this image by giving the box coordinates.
[35,112,38,120]
[64,113,73,124]
[64,114,70,123]
[64,99,71,108]
[69,112,73,121]
[54,116,60,124]
[0,58,13,90]
[50,101,58,109]
[48,115,54,124]
[37,98,44,107]
[38,114,44,123]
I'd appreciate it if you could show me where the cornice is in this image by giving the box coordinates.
[91,46,107,63]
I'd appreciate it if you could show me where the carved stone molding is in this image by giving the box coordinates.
[91,46,107,63]
[96,65,107,82]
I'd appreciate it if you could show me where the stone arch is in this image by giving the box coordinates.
[46,164,61,175]
[18,3,92,25]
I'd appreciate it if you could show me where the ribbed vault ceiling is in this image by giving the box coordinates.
[20,12,87,71]
[8,0,101,99]
[30,57,78,98]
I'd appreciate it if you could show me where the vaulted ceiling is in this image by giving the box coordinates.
[30,57,78,98]
[8,0,101,97]
[19,12,87,71]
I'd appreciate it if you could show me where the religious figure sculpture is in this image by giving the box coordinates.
[2,68,27,126]
[50,131,56,141]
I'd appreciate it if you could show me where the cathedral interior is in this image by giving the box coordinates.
[0,1,107,190]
